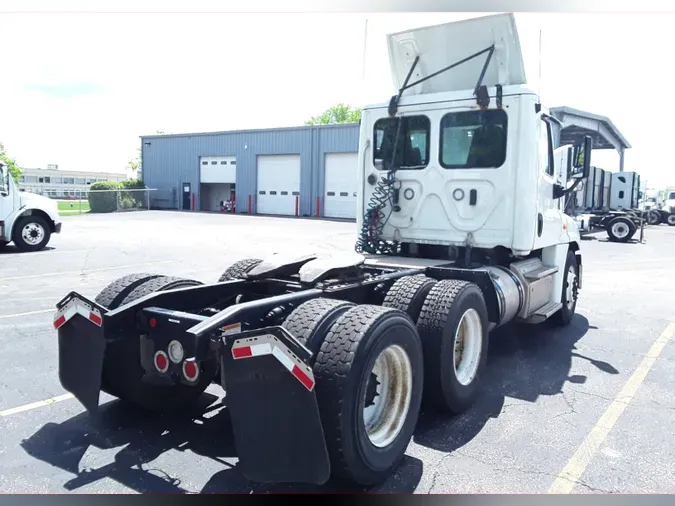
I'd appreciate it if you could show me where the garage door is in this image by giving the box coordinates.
[256,155,301,216]
[200,156,236,183]
[324,152,358,219]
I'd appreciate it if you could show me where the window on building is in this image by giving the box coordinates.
[231,161,236,165]
[281,191,288,195]
[220,161,227,165]
[439,109,508,169]
[373,115,430,170]
[292,191,300,196]
[202,161,208,165]
[270,191,277,195]
[74,178,85,184]
[211,161,217,165]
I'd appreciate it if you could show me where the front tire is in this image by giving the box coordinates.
[12,215,51,252]
[313,305,424,485]
[550,251,579,327]
[667,214,675,227]
[417,280,489,414]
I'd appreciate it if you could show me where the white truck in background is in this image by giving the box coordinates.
[0,161,62,251]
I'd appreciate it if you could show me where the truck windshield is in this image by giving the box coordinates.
[439,109,508,169]
[373,115,430,170]
[669,192,675,200]
[0,165,9,195]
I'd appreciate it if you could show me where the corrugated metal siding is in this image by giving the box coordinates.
[141,123,360,216]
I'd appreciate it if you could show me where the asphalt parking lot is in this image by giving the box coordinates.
[1,210,674,494]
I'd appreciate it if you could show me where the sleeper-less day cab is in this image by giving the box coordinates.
[52,13,591,486]
[0,161,62,252]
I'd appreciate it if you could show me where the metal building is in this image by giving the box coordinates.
[140,123,360,219]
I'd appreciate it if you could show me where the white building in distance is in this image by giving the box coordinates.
[17,164,129,198]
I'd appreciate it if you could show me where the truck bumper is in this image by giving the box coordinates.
[54,221,62,234]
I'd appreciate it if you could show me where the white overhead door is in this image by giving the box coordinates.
[324,152,358,219]
[256,155,301,216]
[200,156,236,183]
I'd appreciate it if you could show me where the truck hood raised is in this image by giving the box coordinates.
[386,12,527,96]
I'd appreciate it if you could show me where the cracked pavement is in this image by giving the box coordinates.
[1,211,674,493]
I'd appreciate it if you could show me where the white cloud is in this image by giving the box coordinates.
[0,10,672,189]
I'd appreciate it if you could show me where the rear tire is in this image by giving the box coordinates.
[668,214,675,227]
[313,305,424,485]
[217,258,262,281]
[606,216,636,242]
[647,210,661,226]
[281,298,355,360]
[96,274,216,411]
[382,275,438,323]
[417,279,489,414]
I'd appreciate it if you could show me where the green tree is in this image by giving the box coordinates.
[0,142,21,182]
[305,103,361,125]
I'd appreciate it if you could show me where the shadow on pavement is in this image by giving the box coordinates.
[20,391,423,493]
[413,313,618,454]
[0,245,55,254]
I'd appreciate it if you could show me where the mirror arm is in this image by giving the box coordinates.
[554,177,584,200]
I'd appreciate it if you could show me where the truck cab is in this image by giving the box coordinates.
[0,161,62,251]
[356,13,589,263]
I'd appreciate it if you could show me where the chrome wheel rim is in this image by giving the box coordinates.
[611,222,629,239]
[363,344,413,448]
[453,309,483,386]
[22,222,45,246]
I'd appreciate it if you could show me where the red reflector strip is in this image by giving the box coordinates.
[232,346,252,359]
[53,315,66,329]
[231,338,315,391]
[292,364,315,391]
[89,312,102,327]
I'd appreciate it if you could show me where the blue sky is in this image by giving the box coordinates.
[0,8,673,190]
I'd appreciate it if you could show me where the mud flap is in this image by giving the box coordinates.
[54,294,106,416]
[220,327,331,485]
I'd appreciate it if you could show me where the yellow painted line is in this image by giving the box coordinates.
[0,309,54,319]
[548,321,675,494]
[0,393,75,417]
[0,260,175,282]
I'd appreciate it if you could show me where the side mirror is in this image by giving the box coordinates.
[570,135,592,179]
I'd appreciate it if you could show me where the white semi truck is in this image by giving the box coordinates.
[0,161,62,251]
[53,13,592,486]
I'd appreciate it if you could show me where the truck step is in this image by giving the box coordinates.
[524,266,559,281]
[524,301,563,324]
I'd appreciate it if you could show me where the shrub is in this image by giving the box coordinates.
[118,178,147,210]
[88,181,120,213]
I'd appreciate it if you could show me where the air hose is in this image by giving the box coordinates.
[354,170,400,255]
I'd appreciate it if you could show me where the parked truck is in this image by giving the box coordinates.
[0,161,62,251]
[569,167,649,242]
[53,13,592,486]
